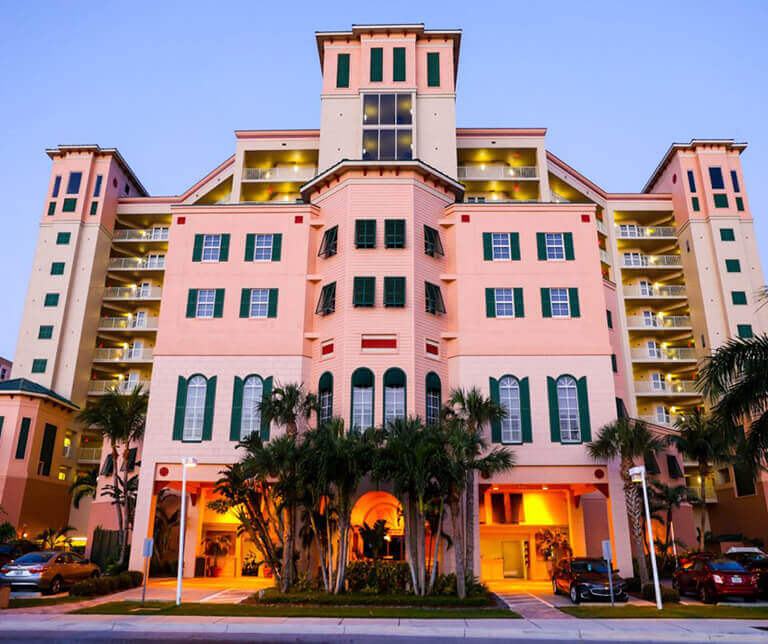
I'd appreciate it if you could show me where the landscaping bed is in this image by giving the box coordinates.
[560,604,768,619]
[248,588,497,608]
[8,595,87,609]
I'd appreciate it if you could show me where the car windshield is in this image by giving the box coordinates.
[571,561,609,574]
[709,559,746,572]
[13,552,53,564]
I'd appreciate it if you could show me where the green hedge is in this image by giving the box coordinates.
[253,589,493,607]
[69,571,143,597]
[641,583,680,603]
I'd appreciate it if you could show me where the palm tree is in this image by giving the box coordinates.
[76,385,148,564]
[667,410,733,552]
[36,525,75,549]
[259,382,317,436]
[587,418,664,588]
[152,489,180,566]
[69,468,97,508]
[445,387,504,580]
[648,480,689,571]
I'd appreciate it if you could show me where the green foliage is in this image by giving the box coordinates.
[431,573,488,597]
[69,468,97,509]
[35,525,75,549]
[345,560,411,594]
[0,521,16,544]
[641,583,680,603]
[69,571,143,597]
[254,588,493,607]
[241,553,263,577]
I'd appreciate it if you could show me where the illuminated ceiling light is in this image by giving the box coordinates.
[492,485,499,491]
[542,485,549,490]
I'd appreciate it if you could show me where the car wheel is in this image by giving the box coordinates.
[49,576,63,595]
[552,578,560,595]
[570,584,580,604]
[698,584,715,605]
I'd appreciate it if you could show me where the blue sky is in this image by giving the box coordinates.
[1,0,766,359]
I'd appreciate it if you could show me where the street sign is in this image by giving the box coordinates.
[601,539,612,562]
[143,538,154,558]
[141,538,154,605]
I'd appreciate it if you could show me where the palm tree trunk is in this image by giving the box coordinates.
[699,463,709,552]
[416,502,426,595]
[309,513,329,592]
[403,496,419,594]
[450,499,466,598]
[428,500,444,594]
[110,445,126,564]
[465,471,476,579]
[626,483,649,587]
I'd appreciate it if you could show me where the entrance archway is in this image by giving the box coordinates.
[350,491,404,560]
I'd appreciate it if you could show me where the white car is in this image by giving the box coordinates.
[727,547,767,557]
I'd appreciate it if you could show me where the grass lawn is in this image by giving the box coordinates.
[250,589,495,608]
[75,600,520,619]
[8,595,88,609]
[561,604,768,619]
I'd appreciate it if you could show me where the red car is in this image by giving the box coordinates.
[673,557,759,603]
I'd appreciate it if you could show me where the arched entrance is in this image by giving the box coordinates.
[350,491,404,561]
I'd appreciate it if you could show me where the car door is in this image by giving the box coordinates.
[67,553,87,581]
[690,560,707,591]
[556,561,570,592]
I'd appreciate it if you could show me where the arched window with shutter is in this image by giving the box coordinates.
[383,368,406,424]
[351,368,374,430]
[318,372,333,425]
[425,372,441,425]
[499,376,522,443]
[173,374,217,442]
[240,376,263,440]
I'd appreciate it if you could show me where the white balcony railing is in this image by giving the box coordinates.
[623,285,686,298]
[638,414,682,428]
[77,447,103,462]
[596,219,607,235]
[622,254,682,268]
[599,249,611,264]
[242,166,318,181]
[457,165,537,180]
[113,228,169,242]
[88,379,151,394]
[92,348,154,362]
[626,315,692,329]
[634,380,700,394]
[631,347,697,361]
[104,286,162,299]
[108,256,166,270]
[617,226,677,239]
[98,317,159,331]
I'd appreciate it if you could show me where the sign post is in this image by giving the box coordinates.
[141,537,154,605]
[602,539,615,607]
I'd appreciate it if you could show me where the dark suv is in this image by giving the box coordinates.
[552,557,628,604]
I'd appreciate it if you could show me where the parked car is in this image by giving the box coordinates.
[0,541,38,567]
[552,557,628,604]
[673,556,758,603]
[726,551,768,597]
[0,551,100,594]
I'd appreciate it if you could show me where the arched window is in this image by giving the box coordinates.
[351,368,374,430]
[318,372,333,425]
[499,376,522,443]
[556,376,580,442]
[183,375,206,441]
[425,372,441,425]
[383,368,406,423]
[240,376,263,440]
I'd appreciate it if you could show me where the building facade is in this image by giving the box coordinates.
[1,23,766,581]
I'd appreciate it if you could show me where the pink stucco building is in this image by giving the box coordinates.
[1,23,767,582]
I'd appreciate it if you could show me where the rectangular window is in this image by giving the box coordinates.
[692,197,700,212]
[393,47,406,81]
[31,359,47,373]
[734,463,756,497]
[736,197,744,211]
[730,170,740,193]
[195,289,216,318]
[248,288,270,318]
[720,228,735,241]
[737,324,754,339]
[50,262,65,275]
[202,234,221,261]
[353,277,375,307]
[336,53,350,88]
[687,170,696,193]
[545,233,565,260]
[427,52,440,87]
[44,293,59,307]
[66,172,82,194]
[494,288,515,317]
[425,281,446,315]
[355,219,376,248]
[611,354,618,372]
[714,193,729,208]
[94,174,103,197]
[52,176,61,197]
[492,233,511,260]
[423,225,444,257]
[38,423,57,477]
[38,325,53,339]
[254,234,274,261]
[606,310,613,329]
[47,202,56,216]
[370,47,383,82]
[731,291,747,305]
[384,276,405,307]
[709,167,724,190]
[316,282,336,316]
[62,198,77,212]
[550,288,570,318]
[15,417,31,459]
[56,232,71,245]
[89,201,98,215]
[725,259,741,272]
[385,219,405,248]
[318,226,338,258]
[362,93,413,161]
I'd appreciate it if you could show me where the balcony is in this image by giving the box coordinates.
[638,414,682,429]
[623,284,686,299]
[88,379,151,394]
[92,348,153,363]
[626,315,692,330]
[108,256,165,271]
[242,166,317,182]
[62,444,75,459]
[78,447,102,463]
[617,226,676,240]
[599,249,611,264]
[631,347,697,362]
[104,286,162,300]
[98,316,159,331]
[634,380,700,396]
[113,228,169,242]
[457,166,537,180]
[621,254,682,269]
[686,484,718,504]
[596,219,607,235]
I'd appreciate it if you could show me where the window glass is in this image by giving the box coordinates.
[730,170,740,193]
[94,175,103,197]
[492,233,511,260]
[545,233,565,259]
[499,376,521,443]
[494,288,514,317]
[240,376,263,439]
[709,167,724,190]
[52,176,61,197]
[319,386,333,425]
[362,94,412,160]
[202,234,221,261]
[183,376,206,441]
[254,234,273,261]
[557,376,580,442]
[384,384,405,423]
[352,385,373,429]
[426,389,440,425]
[687,170,696,193]
[196,289,216,318]
[66,172,82,194]
[550,288,570,317]
[249,289,269,318]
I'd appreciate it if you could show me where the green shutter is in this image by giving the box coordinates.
[606,310,613,328]
[385,220,405,248]
[714,193,728,208]
[267,289,278,318]
[393,47,405,82]
[38,325,53,339]
[244,234,255,261]
[336,53,350,88]
[89,201,98,215]
[230,376,244,441]
[732,291,747,305]
[577,377,591,442]
[56,232,71,245]
[192,234,204,262]
[354,277,375,307]
[736,197,745,211]
[240,289,251,318]
[48,202,56,216]
[219,234,230,261]
[611,354,618,372]
[541,288,552,317]
[510,232,520,260]
[738,324,754,339]
[692,197,700,212]
[15,417,31,459]
[564,233,575,260]
[427,52,440,87]
[173,376,187,440]
[62,198,76,212]
[0,416,4,438]
[260,377,273,440]
[547,377,560,443]
[384,277,405,307]
[39,424,57,477]
[271,233,282,261]
[720,228,735,241]
[44,293,59,307]
[520,377,532,443]
[536,233,547,260]
[355,220,376,248]
[482,233,493,260]
[568,288,580,317]
[726,259,741,273]
[202,376,216,441]
[213,289,225,318]
[485,288,496,318]
[186,289,198,318]
[370,47,383,82]
[51,262,65,275]
[513,288,524,318]
[489,377,501,443]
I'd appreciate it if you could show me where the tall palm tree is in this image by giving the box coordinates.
[69,468,98,509]
[259,382,317,436]
[587,418,664,588]
[648,480,689,571]
[668,410,734,551]
[76,385,148,564]
[446,387,504,580]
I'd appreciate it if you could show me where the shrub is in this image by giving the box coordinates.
[624,576,641,593]
[432,573,489,597]
[69,571,143,597]
[345,561,411,593]
[641,583,680,603]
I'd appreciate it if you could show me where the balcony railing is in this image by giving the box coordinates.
[78,447,103,462]
[623,285,686,298]
[113,229,169,242]
[634,380,699,394]
[89,379,151,394]
[550,191,569,203]
[92,348,154,362]
[457,166,537,180]
[108,257,166,270]
[631,347,697,361]
[104,286,162,299]
[686,485,718,503]
[626,315,692,329]
[638,414,682,428]
[596,219,607,235]
[242,166,317,181]
[98,317,159,331]
[622,255,682,268]
[617,226,677,239]
[599,249,611,264]
[62,445,75,459]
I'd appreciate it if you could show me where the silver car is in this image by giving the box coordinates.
[0,551,100,594]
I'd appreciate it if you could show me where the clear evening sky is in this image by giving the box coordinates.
[1,0,766,359]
